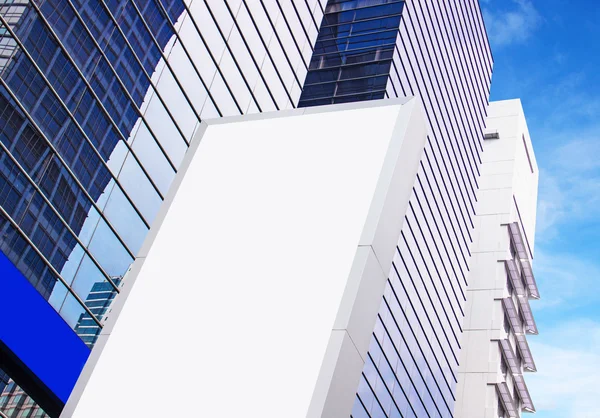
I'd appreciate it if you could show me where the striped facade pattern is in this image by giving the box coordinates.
[349,1,492,417]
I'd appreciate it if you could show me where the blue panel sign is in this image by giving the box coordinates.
[0,251,90,416]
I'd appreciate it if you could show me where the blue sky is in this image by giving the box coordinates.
[482,0,600,416]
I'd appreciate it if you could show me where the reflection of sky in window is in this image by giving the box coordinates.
[51,53,178,328]
[0,2,191,331]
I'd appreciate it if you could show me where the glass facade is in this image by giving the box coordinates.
[0,0,325,416]
[0,1,184,415]
[74,278,121,348]
[298,0,403,106]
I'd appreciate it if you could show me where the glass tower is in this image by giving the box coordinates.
[0,1,184,416]
[0,0,324,416]
[0,0,492,417]
[74,277,121,348]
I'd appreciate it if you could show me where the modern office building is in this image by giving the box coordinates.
[0,0,322,416]
[0,1,185,415]
[0,0,526,417]
[454,99,539,418]
[74,277,121,348]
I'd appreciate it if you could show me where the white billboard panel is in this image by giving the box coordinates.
[65,99,427,418]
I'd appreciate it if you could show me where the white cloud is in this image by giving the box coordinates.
[531,78,600,239]
[533,248,600,311]
[529,319,600,417]
[535,169,565,240]
[527,74,600,416]
[535,131,600,240]
[553,138,600,172]
[483,0,541,47]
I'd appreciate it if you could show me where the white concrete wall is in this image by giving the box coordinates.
[62,99,429,418]
[455,99,539,418]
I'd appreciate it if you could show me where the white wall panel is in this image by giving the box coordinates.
[455,99,539,418]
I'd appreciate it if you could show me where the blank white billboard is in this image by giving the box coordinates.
[65,99,427,418]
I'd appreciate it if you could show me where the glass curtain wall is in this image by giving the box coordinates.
[298,0,403,106]
[0,0,325,415]
[0,1,184,416]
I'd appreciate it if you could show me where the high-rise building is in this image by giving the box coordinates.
[0,0,323,416]
[0,2,541,418]
[74,277,121,348]
[0,1,185,415]
[297,1,493,416]
[455,99,539,418]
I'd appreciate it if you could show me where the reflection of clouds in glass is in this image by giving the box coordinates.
[138,92,187,169]
[155,64,199,136]
[86,218,133,277]
[60,290,88,330]
[130,119,177,194]
[59,244,85,286]
[47,278,68,316]
[102,183,150,254]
